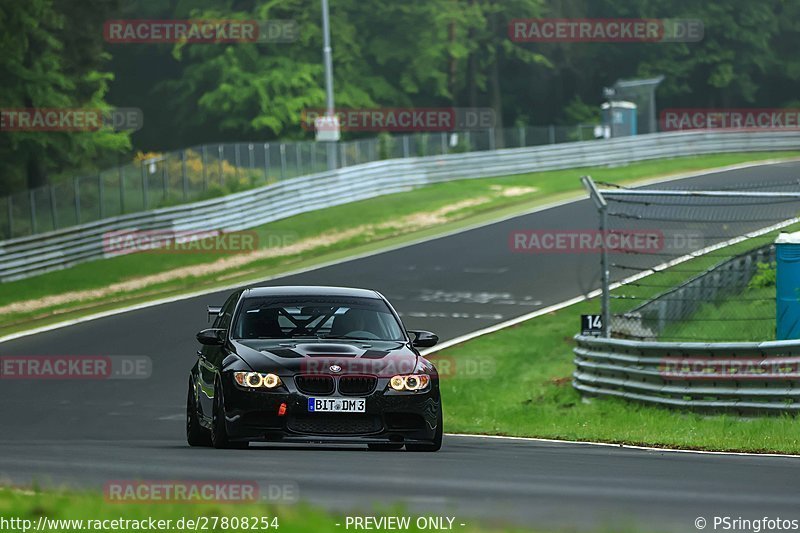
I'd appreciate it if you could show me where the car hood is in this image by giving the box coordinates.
[231,339,420,377]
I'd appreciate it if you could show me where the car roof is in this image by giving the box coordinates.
[241,286,383,299]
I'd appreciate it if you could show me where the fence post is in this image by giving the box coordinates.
[441,132,447,154]
[234,144,241,181]
[201,145,208,191]
[354,141,360,163]
[549,125,555,144]
[488,129,496,151]
[162,158,168,200]
[339,143,346,167]
[74,177,81,224]
[296,143,302,175]
[402,136,410,158]
[218,145,224,187]
[118,165,125,214]
[141,161,149,210]
[581,175,610,337]
[98,173,105,219]
[181,150,188,201]
[310,143,316,172]
[248,143,255,170]
[7,196,13,238]
[29,189,37,234]
[50,185,58,230]
[518,126,525,147]
[263,143,270,182]
[279,144,287,179]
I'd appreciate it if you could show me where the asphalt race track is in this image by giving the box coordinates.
[2,161,800,532]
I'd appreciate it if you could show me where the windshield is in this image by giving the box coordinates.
[231,296,405,341]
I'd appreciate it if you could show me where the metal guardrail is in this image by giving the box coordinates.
[573,335,800,412]
[1,130,799,282]
[615,244,776,339]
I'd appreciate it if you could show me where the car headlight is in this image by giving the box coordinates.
[234,372,282,389]
[389,374,430,391]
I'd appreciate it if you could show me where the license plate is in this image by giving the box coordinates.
[308,397,366,413]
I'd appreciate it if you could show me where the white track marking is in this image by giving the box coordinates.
[446,433,800,459]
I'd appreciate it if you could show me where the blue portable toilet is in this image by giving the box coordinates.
[601,101,637,138]
[775,232,800,339]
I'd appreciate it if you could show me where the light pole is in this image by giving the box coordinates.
[321,0,338,170]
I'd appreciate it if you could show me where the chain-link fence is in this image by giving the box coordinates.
[0,124,599,241]
[583,176,800,342]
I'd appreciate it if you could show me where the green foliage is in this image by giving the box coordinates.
[749,262,777,290]
[0,0,130,191]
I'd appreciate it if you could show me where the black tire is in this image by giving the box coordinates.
[368,443,404,451]
[211,378,248,449]
[186,379,212,447]
[405,407,443,452]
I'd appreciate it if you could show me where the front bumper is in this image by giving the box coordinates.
[221,372,441,444]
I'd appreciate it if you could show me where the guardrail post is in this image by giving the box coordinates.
[29,189,37,234]
[74,177,81,224]
[181,150,188,201]
[49,185,58,229]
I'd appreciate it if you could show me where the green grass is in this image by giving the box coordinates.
[1,151,798,337]
[660,286,776,341]
[432,296,800,454]
[0,487,646,533]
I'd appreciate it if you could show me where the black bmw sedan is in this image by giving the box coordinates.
[187,286,442,451]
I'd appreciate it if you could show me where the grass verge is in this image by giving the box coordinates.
[0,486,640,533]
[2,151,798,338]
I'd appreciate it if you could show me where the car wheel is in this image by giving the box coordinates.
[211,378,248,449]
[367,443,404,451]
[405,407,442,452]
[186,379,212,447]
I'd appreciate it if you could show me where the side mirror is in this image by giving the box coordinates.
[408,330,438,348]
[207,306,222,323]
[197,328,226,346]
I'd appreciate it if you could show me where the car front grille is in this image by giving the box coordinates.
[338,375,377,395]
[295,375,335,395]
[287,414,383,435]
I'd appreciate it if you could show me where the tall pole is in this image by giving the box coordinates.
[321,0,337,170]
